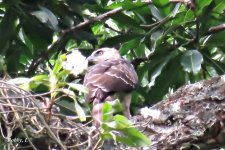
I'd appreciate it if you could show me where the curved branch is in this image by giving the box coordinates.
[207,23,225,35]
[27,0,195,75]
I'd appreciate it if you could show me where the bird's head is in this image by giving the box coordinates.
[87,48,122,64]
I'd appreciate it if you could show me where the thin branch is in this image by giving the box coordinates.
[61,8,123,35]
[140,16,171,28]
[6,97,38,150]
[27,0,196,75]
[27,35,66,75]
[206,23,225,35]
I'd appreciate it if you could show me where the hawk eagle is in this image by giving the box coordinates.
[84,48,138,127]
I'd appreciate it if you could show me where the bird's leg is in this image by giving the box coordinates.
[105,95,114,101]
[119,93,132,119]
[92,98,104,128]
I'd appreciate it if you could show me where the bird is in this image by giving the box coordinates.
[84,47,138,127]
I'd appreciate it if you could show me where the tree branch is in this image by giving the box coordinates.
[27,0,196,75]
[61,8,123,35]
[207,23,225,35]
[137,75,225,149]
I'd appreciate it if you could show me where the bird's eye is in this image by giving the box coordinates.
[96,50,103,56]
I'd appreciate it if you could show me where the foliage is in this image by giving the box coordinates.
[1,0,225,148]
[100,102,151,147]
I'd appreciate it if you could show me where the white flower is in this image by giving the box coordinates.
[62,50,88,76]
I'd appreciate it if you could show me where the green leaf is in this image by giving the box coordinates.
[0,55,6,72]
[116,129,151,147]
[114,115,132,127]
[212,1,225,18]
[65,39,77,51]
[181,50,203,74]
[207,31,225,47]
[197,0,213,10]
[68,83,88,93]
[74,99,86,122]
[195,0,213,16]
[112,12,143,30]
[119,38,140,55]
[121,1,146,10]
[104,115,151,147]
[8,77,31,85]
[147,54,185,103]
[103,115,131,129]
[116,136,137,146]
[0,10,16,50]
[100,0,108,7]
[22,19,53,53]
[53,59,63,75]
[148,51,176,87]
[8,77,32,91]
[55,99,78,115]
[149,5,164,20]
[31,75,50,87]
[106,1,144,10]
[171,9,194,25]
[203,54,225,75]
[32,11,48,23]
[32,74,49,81]
[102,102,113,122]
[100,132,114,140]
[57,70,70,80]
[108,99,123,113]
[135,43,146,57]
[62,89,76,97]
[151,31,163,51]
[171,3,181,17]
[152,0,169,7]
[102,34,143,47]
[32,6,59,31]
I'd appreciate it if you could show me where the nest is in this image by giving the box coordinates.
[0,80,97,150]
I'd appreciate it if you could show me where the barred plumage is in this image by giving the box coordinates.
[84,48,138,127]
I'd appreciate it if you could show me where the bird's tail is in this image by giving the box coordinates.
[92,98,104,128]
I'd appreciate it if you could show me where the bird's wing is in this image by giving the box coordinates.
[84,59,138,102]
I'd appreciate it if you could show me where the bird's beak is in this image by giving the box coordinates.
[87,56,96,65]
[87,56,95,62]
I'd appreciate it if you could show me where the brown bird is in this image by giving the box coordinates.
[84,48,138,127]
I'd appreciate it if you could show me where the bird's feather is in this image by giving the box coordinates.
[84,59,138,103]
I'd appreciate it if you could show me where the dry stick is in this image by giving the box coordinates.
[0,88,35,150]
[4,98,38,150]
[65,119,95,147]
[0,103,47,111]
[26,96,68,150]
[2,82,67,150]
[0,82,86,149]
[0,106,13,150]
[0,87,72,99]
[66,132,100,149]
[35,110,67,150]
